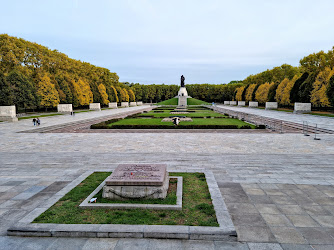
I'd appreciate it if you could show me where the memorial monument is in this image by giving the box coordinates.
[178,75,188,107]
[102,164,169,200]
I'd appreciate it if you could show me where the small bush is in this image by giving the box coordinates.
[240,125,252,129]
[256,124,266,129]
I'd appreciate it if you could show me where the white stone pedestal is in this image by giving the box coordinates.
[249,101,258,108]
[224,101,230,105]
[0,106,18,122]
[230,101,237,106]
[89,103,101,111]
[265,102,278,110]
[294,103,311,113]
[108,102,118,109]
[178,96,187,107]
[121,102,129,108]
[136,101,143,106]
[129,102,137,107]
[238,101,245,106]
[57,104,73,113]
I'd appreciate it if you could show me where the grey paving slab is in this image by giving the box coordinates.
[247,242,284,250]
[280,244,313,250]
[1,105,334,248]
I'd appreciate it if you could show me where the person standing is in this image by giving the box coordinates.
[32,118,36,126]
[36,117,40,126]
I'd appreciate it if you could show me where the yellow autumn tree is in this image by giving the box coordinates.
[71,78,93,106]
[255,82,272,104]
[235,86,245,101]
[311,67,334,107]
[276,75,300,106]
[128,89,136,102]
[121,88,130,102]
[245,84,256,101]
[36,74,60,108]
[110,85,119,103]
[98,83,109,105]
[275,78,290,105]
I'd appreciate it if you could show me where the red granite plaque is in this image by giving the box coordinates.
[105,164,167,186]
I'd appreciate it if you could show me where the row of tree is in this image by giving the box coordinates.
[234,49,334,108]
[1,34,333,109]
[0,34,135,110]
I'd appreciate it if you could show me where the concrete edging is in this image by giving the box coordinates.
[7,169,237,241]
[79,176,183,210]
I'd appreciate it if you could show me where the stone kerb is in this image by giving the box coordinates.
[57,104,73,113]
[0,105,18,122]
[294,102,311,113]
[265,102,278,110]
[89,103,101,111]
[229,101,237,106]
[129,102,137,107]
[108,102,118,109]
[224,101,230,105]
[136,101,143,106]
[121,102,129,108]
[248,101,258,108]
[237,101,245,107]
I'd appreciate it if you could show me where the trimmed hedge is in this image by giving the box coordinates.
[99,124,240,129]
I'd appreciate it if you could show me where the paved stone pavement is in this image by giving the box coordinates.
[1,105,334,249]
[216,105,334,131]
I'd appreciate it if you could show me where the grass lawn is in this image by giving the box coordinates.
[157,98,178,105]
[309,112,334,117]
[187,98,209,105]
[18,113,63,120]
[139,110,227,118]
[108,117,255,128]
[33,172,218,226]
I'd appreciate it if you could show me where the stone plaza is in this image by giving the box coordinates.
[1,104,334,249]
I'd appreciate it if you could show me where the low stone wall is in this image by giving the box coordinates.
[238,101,245,106]
[121,102,129,108]
[230,101,237,106]
[57,104,73,113]
[294,103,311,113]
[249,101,258,108]
[108,102,118,109]
[137,101,143,106]
[129,102,137,107]
[0,106,18,122]
[265,102,278,110]
[224,101,230,105]
[89,103,101,110]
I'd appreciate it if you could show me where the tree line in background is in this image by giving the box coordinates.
[234,49,334,108]
[1,34,334,110]
[0,34,135,111]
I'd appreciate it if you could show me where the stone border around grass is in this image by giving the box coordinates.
[79,176,183,210]
[7,169,237,241]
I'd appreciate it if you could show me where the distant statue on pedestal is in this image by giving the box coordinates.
[180,75,185,87]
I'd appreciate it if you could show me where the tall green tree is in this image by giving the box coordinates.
[0,72,14,105]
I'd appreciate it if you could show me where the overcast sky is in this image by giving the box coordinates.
[1,0,334,84]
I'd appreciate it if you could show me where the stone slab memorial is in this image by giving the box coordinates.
[265,102,278,110]
[0,105,18,122]
[178,95,187,107]
[249,101,258,108]
[229,101,237,106]
[294,102,311,113]
[89,103,101,111]
[129,102,137,107]
[108,102,118,109]
[238,101,245,106]
[102,164,169,200]
[224,101,230,105]
[136,101,143,106]
[57,104,73,113]
[121,102,129,108]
